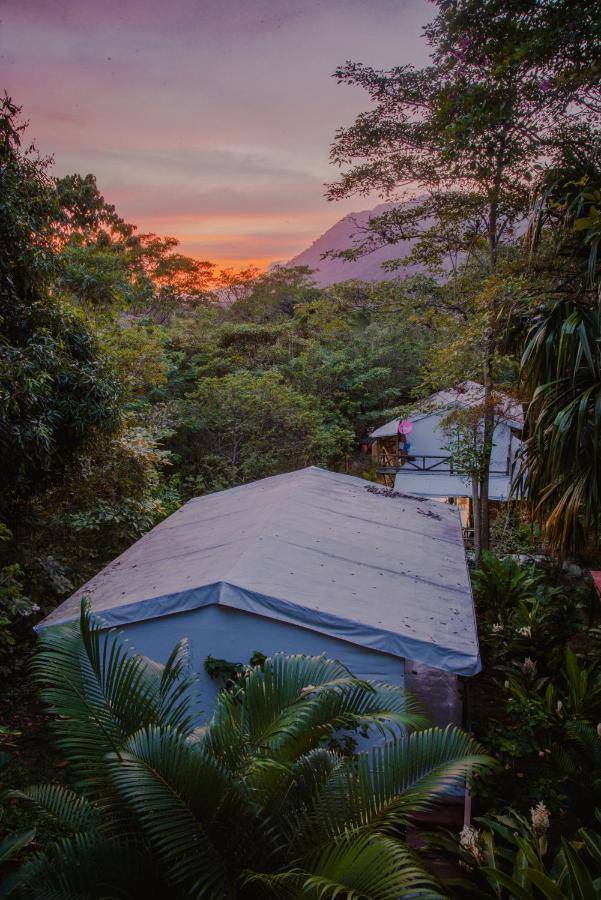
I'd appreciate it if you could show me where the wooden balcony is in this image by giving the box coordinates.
[376,450,511,478]
[378,454,456,475]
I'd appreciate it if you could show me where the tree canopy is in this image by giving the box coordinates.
[0,97,121,515]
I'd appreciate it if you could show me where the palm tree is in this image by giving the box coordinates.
[519,298,601,555]
[6,601,492,899]
[514,136,601,556]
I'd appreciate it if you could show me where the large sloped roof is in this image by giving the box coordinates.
[370,380,524,440]
[38,467,480,676]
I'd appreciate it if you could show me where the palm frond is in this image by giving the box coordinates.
[6,831,168,900]
[10,784,98,832]
[300,832,441,899]
[0,827,35,864]
[34,599,199,787]
[106,724,254,898]
[253,748,348,847]
[294,726,493,847]
[517,297,601,555]
[206,653,427,775]
[244,833,441,900]
[24,602,494,898]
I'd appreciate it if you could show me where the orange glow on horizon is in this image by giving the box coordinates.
[206,256,275,273]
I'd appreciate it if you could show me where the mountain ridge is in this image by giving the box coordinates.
[286,202,423,286]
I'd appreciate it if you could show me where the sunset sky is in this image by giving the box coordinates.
[2,0,430,269]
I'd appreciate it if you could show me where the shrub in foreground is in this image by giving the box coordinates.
[4,601,491,899]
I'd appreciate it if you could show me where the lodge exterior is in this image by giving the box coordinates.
[369,381,524,527]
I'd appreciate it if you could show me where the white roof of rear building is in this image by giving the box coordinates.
[370,381,523,440]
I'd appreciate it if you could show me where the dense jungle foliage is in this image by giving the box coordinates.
[0,96,457,673]
[2,0,601,894]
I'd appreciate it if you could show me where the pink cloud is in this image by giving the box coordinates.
[2,0,431,266]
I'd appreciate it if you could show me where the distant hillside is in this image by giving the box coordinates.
[287,202,425,286]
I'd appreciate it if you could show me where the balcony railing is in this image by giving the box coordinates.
[377,452,511,477]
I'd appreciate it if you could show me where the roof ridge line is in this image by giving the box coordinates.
[223,469,311,583]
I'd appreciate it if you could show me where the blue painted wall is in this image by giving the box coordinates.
[119,603,405,722]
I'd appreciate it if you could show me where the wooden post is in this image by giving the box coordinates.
[463,680,474,826]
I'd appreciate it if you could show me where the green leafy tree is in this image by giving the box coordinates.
[5,602,492,898]
[286,278,438,433]
[171,370,352,495]
[56,241,136,311]
[26,426,178,592]
[0,100,178,685]
[440,398,524,559]
[55,173,134,243]
[54,177,216,323]
[440,406,492,558]
[430,0,601,107]
[327,0,598,554]
[165,276,439,457]
[225,265,320,324]
[0,96,121,518]
[127,233,216,323]
[0,526,39,677]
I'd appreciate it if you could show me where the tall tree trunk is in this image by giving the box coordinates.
[480,341,495,553]
[478,163,504,553]
[472,477,482,563]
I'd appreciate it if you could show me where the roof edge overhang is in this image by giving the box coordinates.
[393,474,514,501]
[35,580,481,677]
[370,399,523,439]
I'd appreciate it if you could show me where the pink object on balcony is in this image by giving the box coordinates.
[591,571,601,599]
[398,420,414,435]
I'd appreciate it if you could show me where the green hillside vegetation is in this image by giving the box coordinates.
[2,0,601,894]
